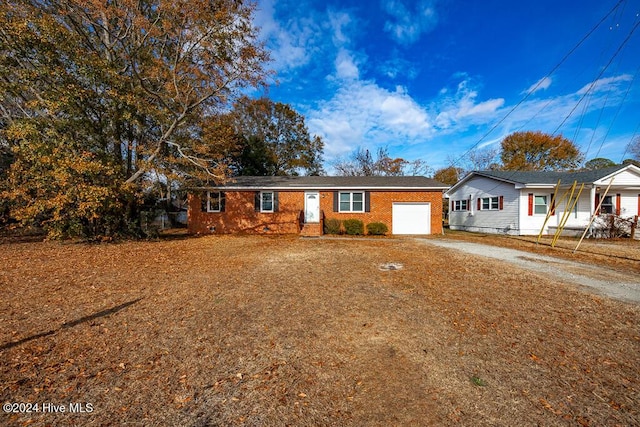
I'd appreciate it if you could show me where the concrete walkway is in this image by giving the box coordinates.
[416,238,640,304]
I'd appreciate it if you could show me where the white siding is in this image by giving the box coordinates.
[448,176,520,234]
[521,189,640,235]
[618,191,640,219]
[448,166,640,236]
[518,190,555,235]
[595,169,640,186]
[556,192,593,228]
[523,190,594,235]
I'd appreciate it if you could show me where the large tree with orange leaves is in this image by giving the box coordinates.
[0,0,269,238]
[500,131,583,171]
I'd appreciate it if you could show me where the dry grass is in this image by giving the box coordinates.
[1,235,639,426]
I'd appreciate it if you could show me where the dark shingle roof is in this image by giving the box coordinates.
[199,175,448,190]
[474,166,625,185]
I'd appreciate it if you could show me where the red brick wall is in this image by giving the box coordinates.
[188,190,302,234]
[319,190,443,234]
[188,190,443,235]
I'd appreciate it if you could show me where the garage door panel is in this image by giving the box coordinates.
[392,203,430,235]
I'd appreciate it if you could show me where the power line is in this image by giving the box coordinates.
[593,64,639,159]
[552,18,640,136]
[449,0,626,167]
[616,114,640,162]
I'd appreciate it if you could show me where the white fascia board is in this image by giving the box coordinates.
[517,183,562,189]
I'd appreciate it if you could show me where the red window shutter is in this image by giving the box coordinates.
[616,194,621,216]
[595,193,600,215]
[451,200,454,211]
[477,198,481,210]
[550,193,556,216]
[528,193,533,216]
[499,195,504,210]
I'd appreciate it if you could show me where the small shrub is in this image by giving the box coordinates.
[366,222,388,235]
[343,219,364,235]
[323,218,342,235]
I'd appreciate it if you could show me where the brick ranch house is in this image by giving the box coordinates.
[188,176,448,236]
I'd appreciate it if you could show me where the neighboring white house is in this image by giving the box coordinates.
[445,164,640,236]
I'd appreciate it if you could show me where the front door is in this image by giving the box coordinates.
[304,192,320,223]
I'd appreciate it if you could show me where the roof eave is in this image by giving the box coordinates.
[191,185,449,191]
[593,164,640,185]
[518,183,563,189]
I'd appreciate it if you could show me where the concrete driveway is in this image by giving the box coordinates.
[416,238,640,304]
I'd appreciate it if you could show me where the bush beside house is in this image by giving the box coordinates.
[366,222,388,235]
[323,218,342,235]
[343,219,364,235]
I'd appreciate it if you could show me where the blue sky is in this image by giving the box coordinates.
[253,0,640,171]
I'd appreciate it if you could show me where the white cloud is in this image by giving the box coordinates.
[457,97,505,119]
[307,81,432,158]
[305,72,511,160]
[254,0,320,74]
[432,77,505,129]
[378,56,419,80]
[382,0,439,45]
[328,9,353,46]
[524,76,552,94]
[576,74,633,95]
[335,49,360,80]
[468,73,637,161]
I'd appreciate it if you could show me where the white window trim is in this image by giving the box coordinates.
[207,191,221,212]
[534,195,548,215]
[338,191,365,213]
[453,199,469,212]
[260,191,274,213]
[600,195,614,215]
[480,196,499,211]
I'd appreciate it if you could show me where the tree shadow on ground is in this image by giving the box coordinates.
[0,298,142,351]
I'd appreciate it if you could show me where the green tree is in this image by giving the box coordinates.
[583,157,617,170]
[229,97,324,176]
[500,131,583,171]
[0,0,269,238]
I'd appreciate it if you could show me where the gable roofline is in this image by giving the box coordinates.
[446,164,640,195]
[445,171,498,195]
[593,163,640,185]
[191,175,449,191]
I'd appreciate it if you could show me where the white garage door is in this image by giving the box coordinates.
[392,202,431,235]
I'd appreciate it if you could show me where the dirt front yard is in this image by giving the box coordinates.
[1,235,639,426]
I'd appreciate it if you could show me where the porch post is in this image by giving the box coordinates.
[589,185,596,217]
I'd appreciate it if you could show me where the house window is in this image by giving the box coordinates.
[339,192,364,212]
[481,197,499,210]
[261,192,274,212]
[453,199,469,211]
[534,195,548,215]
[207,191,222,212]
[600,195,613,214]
